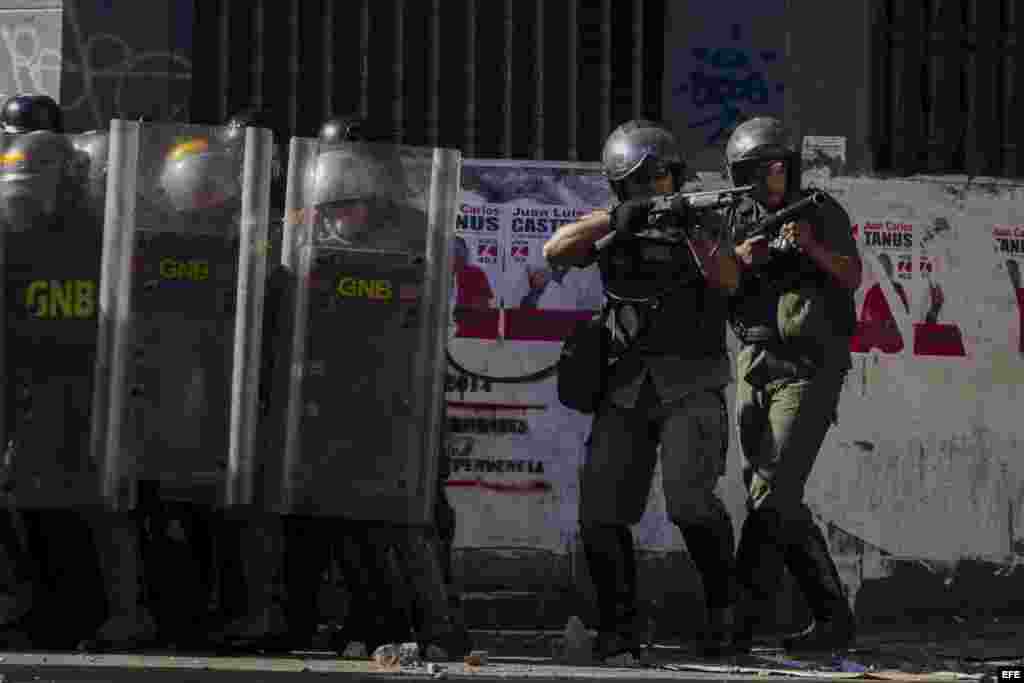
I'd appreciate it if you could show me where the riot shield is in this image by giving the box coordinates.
[265,138,459,524]
[0,129,109,508]
[92,120,274,510]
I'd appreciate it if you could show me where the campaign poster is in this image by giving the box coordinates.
[992,224,1024,355]
[443,161,608,552]
[850,219,915,356]
[915,221,967,358]
[443,160,680,553]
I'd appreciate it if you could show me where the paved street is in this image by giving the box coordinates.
[0,624,1020,683]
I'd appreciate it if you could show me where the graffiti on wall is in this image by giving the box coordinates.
[662,0,789,172]
[673,23,784,145]
[0,1,192,131]
[0,9,62,103]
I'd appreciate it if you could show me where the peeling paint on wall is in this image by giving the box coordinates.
[805,173,1024,569]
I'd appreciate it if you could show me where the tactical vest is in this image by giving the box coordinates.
[597,228,727,360]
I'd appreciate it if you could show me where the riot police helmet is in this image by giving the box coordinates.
[600,119,685,201]
[0,129,76,231]
[724,116,801,193]
[220,105,283,183]
[158,135,241,214]
[2,94,63,134]
[223,106,275,143]
[312,142,412,246]
[318,115,367,144]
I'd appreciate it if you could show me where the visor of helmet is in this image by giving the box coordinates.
[315,198,371,242]
[621,156,680,199]
[730,148,790,187]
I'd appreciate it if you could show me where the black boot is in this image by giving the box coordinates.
[580,524,646,661]
[780,521,855,652]
[680,520,737,658]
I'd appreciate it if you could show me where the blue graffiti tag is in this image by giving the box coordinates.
[673,24,785,145]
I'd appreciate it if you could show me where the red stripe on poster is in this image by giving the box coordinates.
[504,309,596,341]
[454,308,598,342]
[912,323,967,357]
[453,309,499,339]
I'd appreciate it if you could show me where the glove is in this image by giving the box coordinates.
[610,198,653,234]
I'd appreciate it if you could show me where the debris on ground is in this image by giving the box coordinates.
[603,651,641,667]
[399,642,421,667]
[372,643,400,668]
[464,649,489,667]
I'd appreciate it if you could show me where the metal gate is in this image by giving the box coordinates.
[871,0,1023,177]
[189,0,666,163]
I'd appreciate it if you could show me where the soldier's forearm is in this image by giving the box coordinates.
[805,241,862,291]
[710,248,741,294]
[691,240,740,294]
[542,212,611,267]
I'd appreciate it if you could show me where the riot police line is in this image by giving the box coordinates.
[0,97,469,656]
[0,93,860,663]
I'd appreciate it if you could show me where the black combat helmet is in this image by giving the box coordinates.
[600,119,686,201]
[2,94,64,134]
[724,116,801,192]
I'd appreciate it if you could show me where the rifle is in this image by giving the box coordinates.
[594,185,756,253]
[732,191,827,245]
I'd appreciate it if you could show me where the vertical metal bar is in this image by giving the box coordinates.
[0,227,5,504]
[925,0,940,169]
[228,127,273,507]
[863,0,886,172]
[503,0,513,157]
[466,0,477,156]
[1006,0,1021,176]
[600,0,612,137]
[534,0,545,159]
[395,0,405,144]
[925,0,962,171]
[783,0,795,140]
[428,0,441,146]
[252,0,265,108]
[219,0,231,121]
[567,0,578,160]
[323,0,335,119]
[965,0,1000,175]
[280,140,319,511]
[94,120,140,511]
[1000,0,1011,176]
[287,0,299,134]
[632,0,644,120]
[889,0,925,174]
[360,0,370,119]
